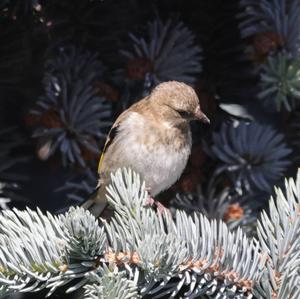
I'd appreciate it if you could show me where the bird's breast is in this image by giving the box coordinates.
[144,141,191,195]
[117,112,192,195]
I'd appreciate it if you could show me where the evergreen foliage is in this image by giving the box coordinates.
[0,169,299,298]
[259,54,300,111]
[1,0,300,298]
[239,0,300,111]
[0,169,265,298]
[120,17,202,85]
[30,46,112,167]
[209,121,291,193]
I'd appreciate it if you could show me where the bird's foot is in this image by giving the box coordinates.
[144,188,171,216]
[145,196,155,207]
[144,187,155,206]
[154,201,171,216]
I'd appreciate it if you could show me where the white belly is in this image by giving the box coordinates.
[139,144,191,195]
[115,112,192,195]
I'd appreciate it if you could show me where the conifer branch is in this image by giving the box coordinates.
[254,171,300,299]
[0,169,267,298]
[2,168,300,298]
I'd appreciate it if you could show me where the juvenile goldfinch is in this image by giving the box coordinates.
[82,81,210,216]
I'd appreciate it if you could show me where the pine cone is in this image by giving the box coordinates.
[94,82,119,102]
[41,110,63,128]
[253,31,282,56]
[179,169,203,193]
[223,203,244,222]
[126,58,153,80]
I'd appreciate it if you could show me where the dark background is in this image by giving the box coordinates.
[0,0,298,298]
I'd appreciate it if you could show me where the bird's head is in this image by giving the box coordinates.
[150,81,210,124]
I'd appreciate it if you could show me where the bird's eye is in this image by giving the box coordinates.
[177,110,192,118]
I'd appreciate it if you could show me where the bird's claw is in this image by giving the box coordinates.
[144,191,170,216]
[155,201,171,216]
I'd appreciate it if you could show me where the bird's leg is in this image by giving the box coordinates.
[144,187,170,215]
[144,187,155,206]
[154,201,171,215]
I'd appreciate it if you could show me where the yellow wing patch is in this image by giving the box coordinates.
[98,152,105,172]
[97,125,119,173]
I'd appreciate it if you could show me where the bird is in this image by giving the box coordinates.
[82,81,210,216]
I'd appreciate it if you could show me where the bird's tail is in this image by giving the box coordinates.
[81,185,108,217]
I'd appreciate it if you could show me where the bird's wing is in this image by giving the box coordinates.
[82,96,150,217]
[98,123,119,173]
[97,96,150,173]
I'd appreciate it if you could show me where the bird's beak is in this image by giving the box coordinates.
[195,107,210,124]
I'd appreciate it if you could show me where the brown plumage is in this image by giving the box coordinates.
[82,81,210,216]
